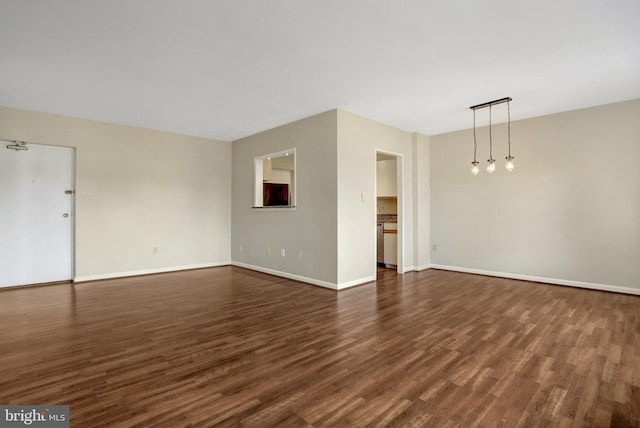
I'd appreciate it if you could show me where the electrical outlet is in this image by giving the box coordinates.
[297,250,303,260]
[153,246,159,254]
[239,245,243,253]
[267,247,271,255]
[281,248,286,257]
[432,244,437,251]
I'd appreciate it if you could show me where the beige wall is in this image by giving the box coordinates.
[430,99,640,292]
[232,109,431,289]
[337,110,428,285]
[231,110,338,286]
[11,98,633,294]
[0,106,231,280]
[412,132,430,271]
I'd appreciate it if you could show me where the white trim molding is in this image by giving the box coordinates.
[338,276,376,290]
[232,262,375,291]
[74,261,231,283]
[232,262,338,290]
[429,264,640,296]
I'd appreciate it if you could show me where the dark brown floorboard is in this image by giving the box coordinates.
[0,266,638,427]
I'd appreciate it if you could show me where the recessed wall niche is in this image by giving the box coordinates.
[253,149,296,208]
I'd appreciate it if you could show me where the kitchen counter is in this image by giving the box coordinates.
[377,214,397,223]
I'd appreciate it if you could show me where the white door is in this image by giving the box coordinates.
[0,142,75,287]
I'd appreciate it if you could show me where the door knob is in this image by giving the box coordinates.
[63,213,69,218]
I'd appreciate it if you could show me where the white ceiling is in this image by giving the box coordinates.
[1,1,639,141]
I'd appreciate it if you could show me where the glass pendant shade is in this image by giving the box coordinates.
[471,161,480,175]
[487,159,496,174]
[505,156,515,172]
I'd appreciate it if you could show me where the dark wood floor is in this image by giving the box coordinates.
[0,267,638,427]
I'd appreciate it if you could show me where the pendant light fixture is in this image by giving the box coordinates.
[505,99,515,171]
[486,104,496,174]
[469,97,514,175]
[470,109,480,175]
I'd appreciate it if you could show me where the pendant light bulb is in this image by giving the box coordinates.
[487,159,496,174]
[471,161,480,175]
[505,156,515,172]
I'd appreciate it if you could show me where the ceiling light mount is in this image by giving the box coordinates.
[469,97,512,111]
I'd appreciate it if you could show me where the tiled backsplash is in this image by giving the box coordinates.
[377,214,397,223]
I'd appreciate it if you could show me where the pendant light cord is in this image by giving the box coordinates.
[507,99,511,158]
[488,105,493,161]
[473,109,477,162]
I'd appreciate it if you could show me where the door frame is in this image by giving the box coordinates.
[375,149,404,274]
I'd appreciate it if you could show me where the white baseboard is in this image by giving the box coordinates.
[428,264,640,296]
[232,262,338,290]
[74,261,231,283]
[73,260,637,296]
[399,266,413,274]
[232,262,376,291]
[338,276,376,290]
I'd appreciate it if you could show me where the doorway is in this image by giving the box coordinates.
[0,142,75,288]
[376,151,402,277]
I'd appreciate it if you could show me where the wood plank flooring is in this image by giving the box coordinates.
[0,266,638,427]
